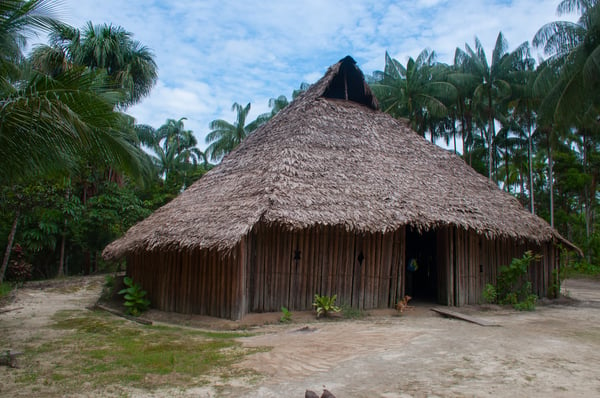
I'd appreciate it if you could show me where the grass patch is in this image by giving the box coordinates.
[0,281,14,298]
[341,304,366,319]
[13,309,267,393]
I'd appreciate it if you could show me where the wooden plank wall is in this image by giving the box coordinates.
[247,224,405,313]
[441,226,560,306]
[125,224,560,319]
[127,247,243,319]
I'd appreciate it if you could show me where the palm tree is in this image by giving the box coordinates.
[0,0,62,79]
[448,48,479,163]
[138,118,205,191]
[534,0,600,239]
[205,102,262,162]
[534,1,600,122]
[509,65,541,214]
[371,50,456,139]
[30,21,158,108]
[451,33,528,181]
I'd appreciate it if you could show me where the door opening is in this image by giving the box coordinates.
[405,227,438,302]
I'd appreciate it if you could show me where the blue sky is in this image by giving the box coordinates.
[46,0,575,151]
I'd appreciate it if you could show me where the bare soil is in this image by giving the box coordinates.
[2,277,600,397]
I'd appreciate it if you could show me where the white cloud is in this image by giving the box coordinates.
[42,0,580,155]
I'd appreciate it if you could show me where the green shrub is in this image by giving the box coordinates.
[513,294,537,311]
[279,306,292,323]
[100,274,116,301]
[118,277,150,316]
[496,251,540,311]
[0,282,13,298]
[312,294,341,318]
[482,283,497,304]
[341,304,364,319]
[570,259,600,276]
[6,244,32,284]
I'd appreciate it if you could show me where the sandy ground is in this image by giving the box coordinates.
[1,277,600,397]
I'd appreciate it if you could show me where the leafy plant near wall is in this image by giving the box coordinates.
[484,251,541,311]
[279,306,292,323]
[118,276,150,316]
[312,294,341,318]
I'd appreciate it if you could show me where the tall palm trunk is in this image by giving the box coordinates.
[527,120,535,214]
[548,136,554,228]
[56,186,70,278]
[1,210,20,284]
[453,119,458,154]
[487,97,494,181]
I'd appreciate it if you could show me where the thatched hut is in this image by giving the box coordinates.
[103,56,574,320]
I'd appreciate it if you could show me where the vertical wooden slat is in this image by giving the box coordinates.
[282,228,292,309]
[328,226,336,298]
[344,229,354,306]
[388,231,397,307]
[302,227,312,310]
[322,226,331,297]
[398,227,406,303]
[448,227,454,306]
[381,232,393,308]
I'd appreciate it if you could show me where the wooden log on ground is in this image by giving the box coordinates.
[94,304,153,325]
[431,307,499,327]
[0,350,23,368]
[0,307,23,314]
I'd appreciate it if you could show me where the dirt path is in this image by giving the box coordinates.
[1,277,600,397]
[0,277,104,344]
[229,279,600,397]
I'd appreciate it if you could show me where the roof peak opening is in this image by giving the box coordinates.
[322,56,378,110]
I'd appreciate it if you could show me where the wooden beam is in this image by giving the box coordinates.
[431,307,499,327]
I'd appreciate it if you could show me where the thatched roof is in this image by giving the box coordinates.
[103,56,573,260]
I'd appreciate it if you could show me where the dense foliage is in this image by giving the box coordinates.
[0,1,208,282]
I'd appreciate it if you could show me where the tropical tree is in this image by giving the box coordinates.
[205,102,263,161]
[371,50,456,139]
[0,2,153,282]
[137,118,206,193]
[509,66,542,213]
[451,33,532,181]
[30,21,158,108]
[0,0,63,78]
[533,0,600,124]
[534,0,600,247]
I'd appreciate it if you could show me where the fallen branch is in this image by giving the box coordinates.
[93,304,153,325]
[0,307,23,314]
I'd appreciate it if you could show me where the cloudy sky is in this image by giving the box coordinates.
[46,0,576,151]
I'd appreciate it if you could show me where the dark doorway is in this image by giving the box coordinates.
[405,227,438,301]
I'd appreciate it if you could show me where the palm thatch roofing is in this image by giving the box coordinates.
[103,56,574,261]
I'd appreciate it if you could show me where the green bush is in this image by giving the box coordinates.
[482,283,497,304]
[0,282,13,298]
[500,252,539,310]
[118,276,150,316]
[312,294,341,318]
[100,274,116,301]
[279,306,292,323]
[514,294,537,311]
[341,304,364,319]
[488,251,540,311]
[5,244,32,284]
[569,259,600,276]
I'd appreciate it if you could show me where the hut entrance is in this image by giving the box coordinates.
[405,227,438,302]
